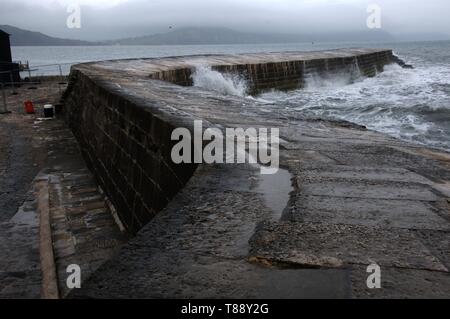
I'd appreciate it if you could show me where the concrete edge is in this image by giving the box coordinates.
[35,176,60,299]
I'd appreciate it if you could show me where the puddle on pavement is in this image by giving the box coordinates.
[257,168,293,220]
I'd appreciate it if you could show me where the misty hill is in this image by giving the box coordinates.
[1,25,395,46]
[110,27,395,45]
[0,25,94,46]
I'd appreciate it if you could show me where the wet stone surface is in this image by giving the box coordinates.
[71,164,351,299]
[68,52,450,298]
[0,82,126,298]
[37,119,128,298]
[0,192,41,298]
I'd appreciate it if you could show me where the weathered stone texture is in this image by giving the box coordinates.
[62,49,450,298]
[63,72,197,234]
[149,50,394,94]
[62,49,395,233]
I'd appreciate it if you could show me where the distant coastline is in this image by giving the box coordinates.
[1,24,399,47]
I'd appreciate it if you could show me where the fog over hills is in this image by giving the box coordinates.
[2,0,450,43]
[1,25,398,46]
[108,27,395,45]
[0,25,94,46]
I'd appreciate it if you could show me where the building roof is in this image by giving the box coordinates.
[0,30,10,36]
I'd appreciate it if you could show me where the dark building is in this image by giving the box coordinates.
[0,29,20,84]
[0,30,12,62]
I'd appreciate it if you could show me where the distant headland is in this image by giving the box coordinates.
[1,24,397,46]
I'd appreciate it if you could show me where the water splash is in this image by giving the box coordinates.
[192,65,248,97]
[304,61,363,90]
[260,63,450,152]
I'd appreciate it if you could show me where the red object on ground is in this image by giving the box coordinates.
[24,101,35,114]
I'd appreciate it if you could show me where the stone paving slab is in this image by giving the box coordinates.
[414,230,450,270]
[293,166,434,184]
[73,255,351,299]
[298,180,439,201]
[350,265,450,299]
[249,221,448,272]
[288,195,450,231]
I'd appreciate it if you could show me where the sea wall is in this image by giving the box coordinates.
[62,70,198,234]
[62,49,396,233]
[149,50,394,93]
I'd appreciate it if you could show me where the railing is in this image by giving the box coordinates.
[24,62,78,77]
[1,61,77,80]
[12,60,30,72]
[0,62,75,114]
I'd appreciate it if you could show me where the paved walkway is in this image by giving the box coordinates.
[0,83,58,298]
[0,82,126,298]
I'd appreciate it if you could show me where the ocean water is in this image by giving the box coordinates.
[257,42,450,153]
[188,41,450,153]
[12,41,450,152]
[9,41,428,75]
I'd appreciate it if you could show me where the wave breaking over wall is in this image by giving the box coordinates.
[192,65,248,97]
[62,49,397,233]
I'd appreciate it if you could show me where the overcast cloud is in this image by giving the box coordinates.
[0,0,449,41]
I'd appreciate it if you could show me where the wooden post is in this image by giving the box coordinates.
[0,83,8,114]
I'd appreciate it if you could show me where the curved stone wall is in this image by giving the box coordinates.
[62,49,396,234]
[148,49,394,93]
[62,70,199,234]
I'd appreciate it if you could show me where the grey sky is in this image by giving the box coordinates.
[0,0,449,41]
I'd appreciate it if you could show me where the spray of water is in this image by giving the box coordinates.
[304,61,363,90]
[260,62,450,152]
[191,65,248,97]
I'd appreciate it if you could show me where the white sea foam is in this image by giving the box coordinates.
[192,65,248,97]
[259,60,450,151]
[191,50,450,152]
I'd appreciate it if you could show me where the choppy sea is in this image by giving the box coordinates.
[12,41,450,151]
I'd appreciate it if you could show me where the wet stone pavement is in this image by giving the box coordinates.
[2,53,450,298]
[69,55,450,298]
[0,82,126,298]
[0,84,56,298]
[71,164,352,299]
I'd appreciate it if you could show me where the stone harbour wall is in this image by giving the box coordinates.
[62,49,398,234]
[149,50,394,94]
[62,70,198,234]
